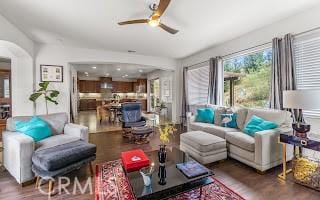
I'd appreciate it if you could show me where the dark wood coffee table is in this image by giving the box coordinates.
[127,147,214,200]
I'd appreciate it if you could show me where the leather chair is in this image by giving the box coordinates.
[120,102,146,136]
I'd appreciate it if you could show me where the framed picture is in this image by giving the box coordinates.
[40,65,63,82]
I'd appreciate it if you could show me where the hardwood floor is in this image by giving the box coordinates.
[0,127,319,199]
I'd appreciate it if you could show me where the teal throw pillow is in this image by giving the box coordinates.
[243,115,278,137]
[15,116,52,142]
[221,113,237,128]
[195,108,215,123]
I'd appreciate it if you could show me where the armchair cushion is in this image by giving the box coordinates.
[123,121,146,128]
[64,123,89,142]
[35,134,80,152]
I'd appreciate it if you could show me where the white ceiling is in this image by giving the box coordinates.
[74,63,158,79]
[0,0,319,58]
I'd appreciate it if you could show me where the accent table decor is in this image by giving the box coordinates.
[278,133,320,190]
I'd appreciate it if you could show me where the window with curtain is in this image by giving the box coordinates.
[187,65,209,105]
[223,48,272,108]
[294,32,320,118]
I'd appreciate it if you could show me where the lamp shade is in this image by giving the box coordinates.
[283,90,320,109]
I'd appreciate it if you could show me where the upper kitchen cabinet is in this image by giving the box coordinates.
[112,81,133,93]
[79,80,101,93]
[134,79,147,93]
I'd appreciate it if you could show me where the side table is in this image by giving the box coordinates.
[278,133,320,180]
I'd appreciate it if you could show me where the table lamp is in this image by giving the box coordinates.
[283,90,320,138]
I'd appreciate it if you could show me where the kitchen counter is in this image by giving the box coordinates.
[79,98,148,111]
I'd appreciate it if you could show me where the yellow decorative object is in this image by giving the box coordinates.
[293,157,318,181]
[158,123,177,144]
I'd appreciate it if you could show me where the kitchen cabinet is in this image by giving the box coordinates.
[112,81,133,93]
[79,99,97,111]
[79,80,101,93]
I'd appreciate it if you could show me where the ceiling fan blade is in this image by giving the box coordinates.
[153,0,171,17]
[118,19,148,25]
[159,23,179,34]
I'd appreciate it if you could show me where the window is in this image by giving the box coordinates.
[187,65,209,105]
[294,32,320,117]
[223,48,272,108]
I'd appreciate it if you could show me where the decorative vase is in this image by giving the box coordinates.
[158,144,167,185]
[158,166,167,185]
[158,145,167,164]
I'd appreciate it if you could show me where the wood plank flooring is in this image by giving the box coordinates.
[0,126,319,199]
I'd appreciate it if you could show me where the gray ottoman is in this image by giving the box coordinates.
[32,141,96,197]
[180,131,227,164]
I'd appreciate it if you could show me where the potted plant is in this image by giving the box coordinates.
[157,123,177,185]
[29,81,60,115]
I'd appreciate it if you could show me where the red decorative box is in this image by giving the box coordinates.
[121,149,150,172]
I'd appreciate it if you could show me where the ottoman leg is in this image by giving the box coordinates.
[35,176,40,189]
[48,180,54,198]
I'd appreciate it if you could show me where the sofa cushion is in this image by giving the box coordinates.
[180,131,226,152]
[15,116,52,142]
[35,134,80,152]
[225,131,255,152]
[245,108,291,127]
[195,107,214,123]
[189,122,238,139]
[243,115,278,136]
[7,112,68,135]
[221,113,237,128]
[32,140,96,171]
[207,105,226,126]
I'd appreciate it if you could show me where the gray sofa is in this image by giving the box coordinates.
[187,104,293,172]
[3,112,89,184]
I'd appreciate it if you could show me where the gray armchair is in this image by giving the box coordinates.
[2,112,89,184]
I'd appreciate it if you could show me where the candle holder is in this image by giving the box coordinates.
[140,164,154,187]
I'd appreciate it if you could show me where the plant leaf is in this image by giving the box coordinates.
[49,90,60,98]
[45,96,58,105]
[39,81,49,90]
[29,93,42,102]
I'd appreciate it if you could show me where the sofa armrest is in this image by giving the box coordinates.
[254,128,292,167]
[3,131,35,184]
[255,129,281,167]
[64,123,89,142]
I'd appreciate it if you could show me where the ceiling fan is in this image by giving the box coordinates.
[118,0,178,34]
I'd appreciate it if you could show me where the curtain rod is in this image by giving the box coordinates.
[187,25,320,68]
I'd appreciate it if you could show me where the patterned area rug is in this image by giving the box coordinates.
[95,159,245,200]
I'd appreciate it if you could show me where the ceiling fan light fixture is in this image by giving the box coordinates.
[148,17,160,27]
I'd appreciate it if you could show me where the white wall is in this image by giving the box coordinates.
[35,44,179,116]
[175,4,320,122]
[0,13,34,57]
[0,42,34,116]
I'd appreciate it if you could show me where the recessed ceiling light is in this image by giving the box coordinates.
[92,66,97,69]
[86,74,89,77]
[105,73,110,76]
[117,68,121,71]
[84,72,88,74]
[139,69,143,73]
[125,74,128,77]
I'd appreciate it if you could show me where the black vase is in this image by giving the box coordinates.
[158,166,167,185]
[158,145,167,164]
[158,145,167,185]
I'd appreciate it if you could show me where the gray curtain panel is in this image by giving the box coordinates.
[208,57,223,105]
[181,67,188,118]
[270,33,299,119]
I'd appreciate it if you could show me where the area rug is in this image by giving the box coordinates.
[95,159,245,200]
